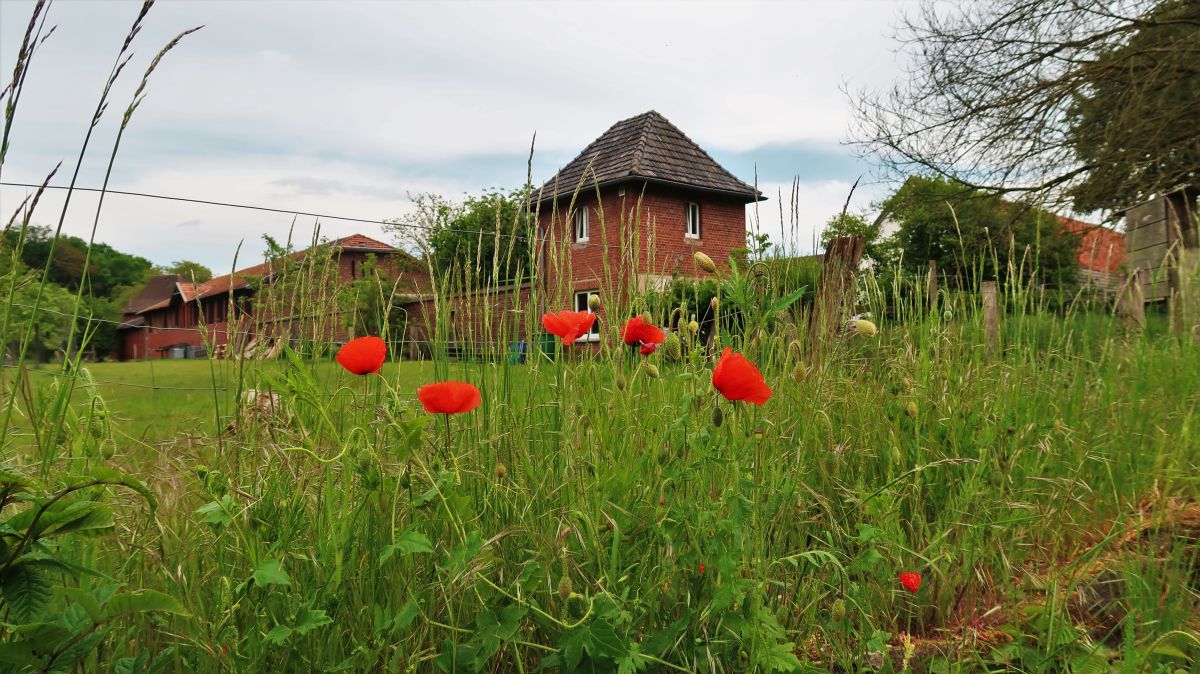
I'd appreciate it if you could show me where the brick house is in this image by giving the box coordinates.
[400,111,762,351]
[117,234,424,360]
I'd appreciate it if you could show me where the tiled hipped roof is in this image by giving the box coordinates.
[536,111,762,203]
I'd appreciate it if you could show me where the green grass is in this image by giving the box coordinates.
[6,294,1198,673]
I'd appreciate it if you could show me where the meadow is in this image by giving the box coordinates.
[2,2,1198,671]
[4,274,1199,673]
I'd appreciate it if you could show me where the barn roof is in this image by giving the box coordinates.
[127,234,400,314]
[1057,216,1126,274]
[534,111,762,204]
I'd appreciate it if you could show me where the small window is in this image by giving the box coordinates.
[574,290,600,340]
[685,202,701,238]
[573,208,589,243]
[350,260,358,279]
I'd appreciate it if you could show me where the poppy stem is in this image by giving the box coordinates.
[443,414,452,461]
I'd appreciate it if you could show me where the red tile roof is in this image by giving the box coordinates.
[130,234,399,314]
[1058,216,1125,274]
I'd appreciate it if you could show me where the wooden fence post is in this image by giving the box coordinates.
[1117,268,1146,332]
[981,281,999,357]
[809,235,865,361]
[927,260,938,315]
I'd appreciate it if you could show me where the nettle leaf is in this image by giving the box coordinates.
[105,590,188,619]
[251,559,292,588]
[294,607,333,635]
[1,563,52,622]
[194,494,235,528]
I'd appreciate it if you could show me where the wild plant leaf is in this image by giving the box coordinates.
[768,286,807,315]
[293,606,332,634]
[615,643,649,674]
[0,640,41,667]
[765,641,803,673]
[105,590,187,619]
[47,503,114,536]
[194,494,235,527]
[264,625,292,645]
[251,559,292,587]
[1,562,52,622]
[58,586,103,623]
[46,629,106,669]
[0,465,37,493]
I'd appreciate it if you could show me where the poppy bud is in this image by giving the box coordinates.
[753,428,764,442]
[587,293,601,312]
[851,319,878,337]
[642,311,652,324]
[891,445,902,465]
[557,575,573,599]
[693,251,718,274]
[579,414,591,429]
[644,364,661,379]
[711,405,724,428]
[664,333,682,361]
[658,495,666,507]
[101,441,115,460]
[494,462,507,479]
[615,373,627,391]
[943,310,953,321]
[792,365,806,383]
[710,297,719,311]
[399,470,411,489]
[688,320,699,334]
[905,401,918,417]
[902,377,913,391]
[831,598,846,621]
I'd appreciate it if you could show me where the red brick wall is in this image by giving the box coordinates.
[535,182,748,305]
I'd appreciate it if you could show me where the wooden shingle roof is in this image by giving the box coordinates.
[535,111,762,203]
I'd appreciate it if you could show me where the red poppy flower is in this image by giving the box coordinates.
[698,563,706,575]
[640,342,658,356]
[336,336,386,375]
[541,310,597,345]
[621,316,665,347]
[417,381,482,415]
[712,348,771,405]
[899,571,921,592]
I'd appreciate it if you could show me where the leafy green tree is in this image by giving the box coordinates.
[163,260,213,283]
[880,176,1081,286]
[1067,0,1200,211]
[819,212,897,265]
[385,189,533,288]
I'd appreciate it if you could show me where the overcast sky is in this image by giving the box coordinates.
[1,0,910,271]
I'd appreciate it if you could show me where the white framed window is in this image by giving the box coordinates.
[573,290,600,341]
[573,207,589,243]
[685,202,701,238]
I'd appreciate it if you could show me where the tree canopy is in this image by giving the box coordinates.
[852,0,1200,216]
[880,176,1082,286]
[385,189,534,288]
[163,260,214,283]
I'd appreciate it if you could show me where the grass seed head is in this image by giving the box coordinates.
[852,319,878,337]
[494,462,507,479]
[905,401,918,417]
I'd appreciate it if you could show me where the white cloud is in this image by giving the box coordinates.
[0,0,912,269]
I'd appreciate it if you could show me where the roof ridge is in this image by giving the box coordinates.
[628,112,655,175]
[649,113,757,192]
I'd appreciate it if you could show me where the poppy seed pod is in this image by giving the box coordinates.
[792,364,806,383]
[693,251,718,274]
[615,373,628,391]
[587,293,601,312]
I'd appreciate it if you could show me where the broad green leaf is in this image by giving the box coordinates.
[0,640,41,667]
[1,563,51,622]
[251,559,292,587]
[194,495,235,527]
[58,586,102,623]
[105,590,188,618]
[294,607,332,635]
[264,625,292,645]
